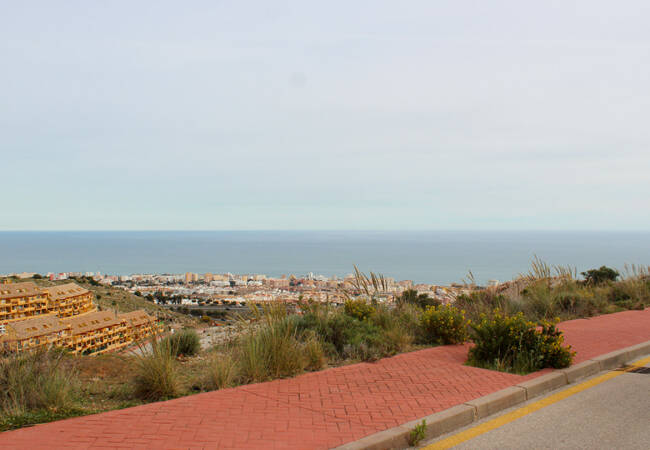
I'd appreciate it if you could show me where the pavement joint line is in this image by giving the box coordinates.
[239,385,372,430]
[422,355,650,450]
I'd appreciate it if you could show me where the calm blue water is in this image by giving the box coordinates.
[0,231,648,284]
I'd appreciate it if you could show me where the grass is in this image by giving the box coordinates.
[204,353,238,390]
[161,328,201,357]
[131,338,181,401]
[456,268,650,324]
[237,313,306,382]
[0,407,90,432]
[0,349,78,416]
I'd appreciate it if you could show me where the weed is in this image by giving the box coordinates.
[408,419,427,446]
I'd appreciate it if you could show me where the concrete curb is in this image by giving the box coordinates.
[515,372,568,400]
[334,340,650,449]
[464,386,526,419]
[558,360,600,383]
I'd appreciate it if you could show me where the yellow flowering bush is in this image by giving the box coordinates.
[467,310,574,374]
[344,299,375,321]
[419,304,469,345]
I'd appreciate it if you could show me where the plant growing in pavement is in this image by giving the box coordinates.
[408,419,427,446]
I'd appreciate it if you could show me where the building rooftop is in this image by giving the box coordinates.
[43,283,90,301]
[0,282,42,300]
[2,314,67,340]
[119,310,155,327]
[61,310,122,334]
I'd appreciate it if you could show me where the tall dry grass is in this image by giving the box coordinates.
[236,304,306,382]
[131,337,180,401]
[0,349,78,416]
[161,328,200,357]
[204,353,238,390]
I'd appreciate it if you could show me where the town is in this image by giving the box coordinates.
[8,270,476,307]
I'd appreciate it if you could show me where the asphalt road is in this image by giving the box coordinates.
[421,358,650,450]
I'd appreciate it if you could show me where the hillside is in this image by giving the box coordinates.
[3,276,198,327]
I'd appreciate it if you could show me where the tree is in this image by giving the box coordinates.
[396,289,440,309]
[581,266,619,284]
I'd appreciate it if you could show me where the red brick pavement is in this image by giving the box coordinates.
[1,308,648,449]
[556,308,650,362]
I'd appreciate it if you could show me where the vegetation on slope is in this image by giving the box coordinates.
[7,276,198,326]
[0,262,648,431]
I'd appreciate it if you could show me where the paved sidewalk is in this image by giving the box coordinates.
[1,308,649,449]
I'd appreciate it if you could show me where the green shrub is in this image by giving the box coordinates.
[344,299,375,321]
[608,286,632,303]
[341,320,389,361]
[394,303,422,336]
[536,321,575,369]
[161,329,200,357]
[455,290,519,322]
[419,304,468,345]
[297,307,356,355]
[297,304,409,362]
[607,279,650,310]
[379,324,414,355]
[132,339,180,400]
[552,288,605,318]
[467,310,574,374]
[520,282,554,319]
[0,350,78,416]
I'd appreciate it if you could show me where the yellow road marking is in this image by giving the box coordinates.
[424,356,650,450]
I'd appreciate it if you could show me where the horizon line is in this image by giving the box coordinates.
[1,229,649,233]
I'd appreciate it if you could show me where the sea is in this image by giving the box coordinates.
[0,231,648,285]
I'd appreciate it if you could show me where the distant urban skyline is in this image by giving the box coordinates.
[2,1,649,231]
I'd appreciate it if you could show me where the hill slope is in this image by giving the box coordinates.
[3,276,198,326]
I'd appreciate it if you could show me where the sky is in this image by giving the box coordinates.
[1,1,649,231]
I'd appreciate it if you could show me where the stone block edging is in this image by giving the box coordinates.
[334,340,650,450]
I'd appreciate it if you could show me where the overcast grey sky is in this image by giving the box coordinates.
[2,1,649,230]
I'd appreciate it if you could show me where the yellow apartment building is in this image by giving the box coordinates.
[0,279,160,355]
[43,283,96,317]
[61,310,129,355]
[0,282,49,324]
[0,315,71,353]
[119,310,161,342]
